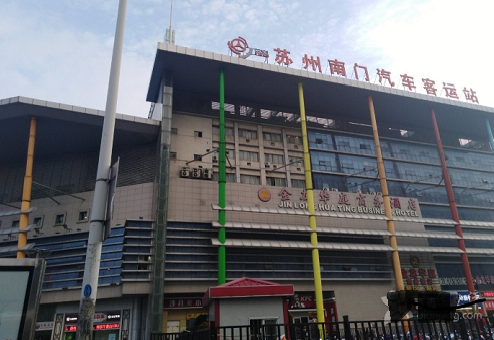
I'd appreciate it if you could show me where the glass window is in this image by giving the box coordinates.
[170,152,177,160]
[238,129,257,139]
[291,179,306,188]
[213,173,236,182]
[11,220,19,228]
[78,210,89,223]
[33,216,44,228]
[263,132,282,142]
[266,177,287,187]
[194,154,202,161]
[194,131,202,137]
[239,150,259,162]
[55,213,66,225]
[240,175,260,185]
[212,126,233,136]
[171,128,178,134]
[287,135,302,144]
[265,153,284,164]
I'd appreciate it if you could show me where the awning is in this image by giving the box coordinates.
[0,243,34,254]
[210,238,467,253]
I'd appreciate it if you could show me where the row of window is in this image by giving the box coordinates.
[211,126,302,144]
[3,210,89,230]
[309,130,494,171]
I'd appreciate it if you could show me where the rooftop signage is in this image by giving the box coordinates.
[227,36,479,105]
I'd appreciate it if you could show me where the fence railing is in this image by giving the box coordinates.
[151,316,494,340]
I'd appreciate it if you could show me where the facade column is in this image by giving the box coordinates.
[367,95,405,292]
[431,108,476,302]
[218,68,226,284]
[297,82,325,325]
[17,117,36,258]
[149,73,173,335]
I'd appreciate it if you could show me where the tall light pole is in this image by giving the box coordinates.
[76,1,127,339]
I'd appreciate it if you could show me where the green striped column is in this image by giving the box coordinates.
[218,68,226,284]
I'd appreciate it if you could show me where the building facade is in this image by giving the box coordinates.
[2,43,494,339]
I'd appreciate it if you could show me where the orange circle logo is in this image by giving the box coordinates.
[258,188,271,202]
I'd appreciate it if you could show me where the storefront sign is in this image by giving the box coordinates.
[63,311,121,332]
[227,36,479,104]
[262,187,419,217]
[35,322,54,331]
[482,292,494,297]
[401,267,439,291]
[457,291,482,307]
[289,293,315,309]
[164,298,203,309]
[484,301,494,310]
[440,275,494,286]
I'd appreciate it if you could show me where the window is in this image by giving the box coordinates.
[267,177,287,187]
[239,151,259,162]
[170,152,177,160]
[11,220,19,228]
[265,153,284,164]
[316,138,323,144]
[194,131,202,137]
[287,135,302,144]
[240,175,260,185]
[78,210,89,223]
[171,128,178,134]
[292,179,306,188]
[212,126,234,136]
[33,216,44,228]
[194,154,202,161]
[55,213,66,225]
[213,173,236,182]
[263,132,282,142]
[238,129,258,139]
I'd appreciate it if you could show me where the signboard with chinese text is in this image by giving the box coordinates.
[164,297,203,309]
[259,187,421,217]
[227,36,480,104]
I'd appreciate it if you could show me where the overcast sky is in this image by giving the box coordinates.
[1,0,493,118]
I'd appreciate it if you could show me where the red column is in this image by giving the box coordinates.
[431,108,476,301]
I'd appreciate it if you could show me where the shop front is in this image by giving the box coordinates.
[58,311,126,340]
[164,295,208,332]
[481,292,494,317]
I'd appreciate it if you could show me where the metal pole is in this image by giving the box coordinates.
[218,68,226,285]
[367,96,405,292]
[17,117,36,259]
[430,108,476,303]
[297,82,325,325]
[76,1,127,339]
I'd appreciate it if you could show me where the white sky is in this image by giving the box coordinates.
[1,0,493,118]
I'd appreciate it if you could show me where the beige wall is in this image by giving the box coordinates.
[1,182,154,239]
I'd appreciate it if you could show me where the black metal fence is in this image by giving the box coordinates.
[151,316,494,340]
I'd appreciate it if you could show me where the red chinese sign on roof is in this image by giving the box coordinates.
[226,36,480,104]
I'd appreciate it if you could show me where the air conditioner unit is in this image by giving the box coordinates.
[192,168,202,179]
[265,161,271,168]
[330,188,339,192]
[212,156,218,163]
[203,168,213,180]
[180,167,190,178]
